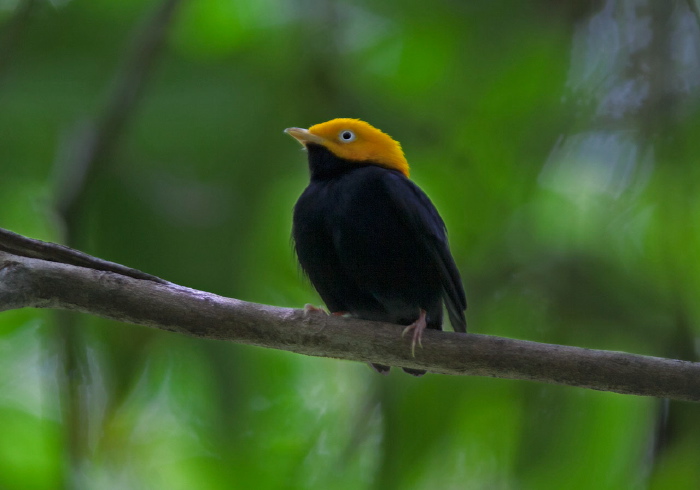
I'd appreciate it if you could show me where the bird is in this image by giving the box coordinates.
[285,118,466,375]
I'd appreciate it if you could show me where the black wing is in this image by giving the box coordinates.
[293,181,386,316]
[381,172,467,332]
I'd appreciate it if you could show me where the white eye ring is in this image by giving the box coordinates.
[339,130,356,142]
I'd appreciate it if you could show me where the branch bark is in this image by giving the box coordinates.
[0,233,699,402]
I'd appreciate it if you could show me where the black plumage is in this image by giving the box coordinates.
[292,143,466,375]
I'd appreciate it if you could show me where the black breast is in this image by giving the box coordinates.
[292,147,445,327]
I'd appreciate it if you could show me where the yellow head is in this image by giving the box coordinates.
[285,118,409,177]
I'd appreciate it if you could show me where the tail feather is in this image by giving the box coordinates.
[447,303,467,333]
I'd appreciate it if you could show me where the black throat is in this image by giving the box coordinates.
[306,143,360,181]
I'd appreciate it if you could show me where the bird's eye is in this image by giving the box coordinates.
[339,130,356,142]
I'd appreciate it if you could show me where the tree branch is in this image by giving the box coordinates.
[0,227,166,283]
[0,232,698,402]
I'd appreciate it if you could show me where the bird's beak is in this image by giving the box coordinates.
[284,127,326,147]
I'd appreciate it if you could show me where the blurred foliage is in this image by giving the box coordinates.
[1,0,700,488]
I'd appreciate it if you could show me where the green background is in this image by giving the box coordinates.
[1,0,699,488]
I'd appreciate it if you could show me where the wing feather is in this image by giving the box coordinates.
[381,172,467,332]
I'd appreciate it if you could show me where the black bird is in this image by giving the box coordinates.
[286,118,466,375]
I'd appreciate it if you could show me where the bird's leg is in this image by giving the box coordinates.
[401,309,427,357]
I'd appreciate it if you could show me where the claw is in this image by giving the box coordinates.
[303,304,328,316]
[303,304,331,334]
[401,309,427,357]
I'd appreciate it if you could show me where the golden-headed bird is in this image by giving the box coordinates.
[286,118,466,375]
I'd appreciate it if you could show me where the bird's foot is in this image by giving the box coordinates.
[303,304,331,334]
[303,305,350,317]
[401,309,427,357]
[303,304,328,316]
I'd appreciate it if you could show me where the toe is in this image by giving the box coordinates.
[303,304,328,315]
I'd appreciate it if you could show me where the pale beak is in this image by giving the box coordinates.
[284,127,326,147]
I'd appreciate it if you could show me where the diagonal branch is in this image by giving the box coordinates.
[0,227,166,283]
[0,0,37,84]
[54,0,184,223]
[0,230,699,402]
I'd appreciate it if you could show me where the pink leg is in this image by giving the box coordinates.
[401,309,427,357]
